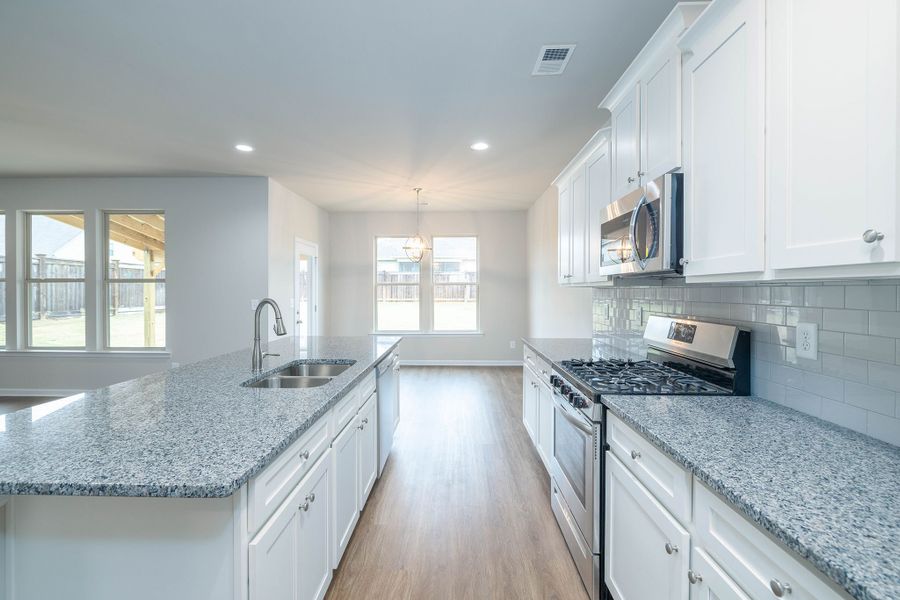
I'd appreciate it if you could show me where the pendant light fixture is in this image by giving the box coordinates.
[403,187,431,263]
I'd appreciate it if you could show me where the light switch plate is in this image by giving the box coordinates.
[509,340,516,349]
[796,322,818,359]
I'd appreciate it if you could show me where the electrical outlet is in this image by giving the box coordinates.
[796,322,818,360]
[509,340,516,349]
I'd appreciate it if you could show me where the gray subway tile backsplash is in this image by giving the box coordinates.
[593,278,900,446]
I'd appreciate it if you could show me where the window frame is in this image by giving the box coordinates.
[24,211,87,350]
[0,211,6,349]
[431,235,479,333]
[103,210,167,350]
[374,236,422,333]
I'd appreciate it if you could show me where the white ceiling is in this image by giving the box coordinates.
[0,0,678,211]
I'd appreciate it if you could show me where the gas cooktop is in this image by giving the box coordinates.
[557,358,728,396]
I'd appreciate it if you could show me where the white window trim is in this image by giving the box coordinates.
[373,234,480,334]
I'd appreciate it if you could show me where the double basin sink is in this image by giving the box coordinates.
[244,361,355,389]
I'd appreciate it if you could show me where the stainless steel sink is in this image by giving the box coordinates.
[274,363,354,378]
[246,376,332,389]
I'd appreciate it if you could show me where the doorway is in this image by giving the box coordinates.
[294,238,319,339]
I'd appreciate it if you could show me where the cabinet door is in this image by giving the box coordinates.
[641,52,681,181]
[249,485,300,600]
[585,140,612,282]
[768,0,897,269]
[570,167,587,284]
[521,369,538,444]
[605,453,689,600]
[357,393,378,509]
[557,182,573,283]
[331,418,359,568]
[681,0,766,277]
[536,381,555,471]
[611,84,641,199]
[689,547,751,600]
[297,454,332,600]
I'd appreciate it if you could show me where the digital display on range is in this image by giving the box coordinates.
[667,322,697,344]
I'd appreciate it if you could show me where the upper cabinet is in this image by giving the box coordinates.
[585,140,613,282]
[601,2,709,200]
[767,0,898,271]
[557,181,574,284]
[678,0,766,278]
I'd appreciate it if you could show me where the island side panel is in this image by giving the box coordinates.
[6,494,239,600]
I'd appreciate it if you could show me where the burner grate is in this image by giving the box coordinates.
[560,358,727,396]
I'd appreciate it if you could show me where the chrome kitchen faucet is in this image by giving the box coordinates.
[252,298,288,372]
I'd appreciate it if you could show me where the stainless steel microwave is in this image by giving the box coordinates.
[597,173,683,277]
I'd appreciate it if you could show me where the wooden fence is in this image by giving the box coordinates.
[376,271,476,301]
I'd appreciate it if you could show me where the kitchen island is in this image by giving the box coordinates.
[0,335,401,600]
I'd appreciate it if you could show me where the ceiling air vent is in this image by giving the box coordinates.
[532,44,576,76]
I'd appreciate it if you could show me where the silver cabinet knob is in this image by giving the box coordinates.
[678,257,688,266]
[770,579,792,597]
[627,176,636,183]
[664,542,678,555]
[299,500,310,512]
[358,423,365,430]
[362,418,369,424]
[630,450,641,460]
[308,492,315,503]
[687,570,702,584]
[863,229,885,243]
[637,171,646,177]
[301,450,310,460]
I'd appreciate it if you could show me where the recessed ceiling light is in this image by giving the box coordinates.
[234,144,254,152]
[470,141,490,151]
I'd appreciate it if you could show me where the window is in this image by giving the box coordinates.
[26,213,86,348]
[0,212,5,347]
[433,237,478,331]
[105,212,166,348]
[374,235,478,333]
[375,237,420,331]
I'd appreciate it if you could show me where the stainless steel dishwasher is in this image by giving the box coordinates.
[376,352,399,477]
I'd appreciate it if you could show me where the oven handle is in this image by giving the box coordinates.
[553,392,593,435]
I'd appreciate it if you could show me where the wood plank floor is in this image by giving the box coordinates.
[326,366,588,600]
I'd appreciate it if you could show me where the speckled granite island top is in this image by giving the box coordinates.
[0,335,401,498]
[523,337,900,600]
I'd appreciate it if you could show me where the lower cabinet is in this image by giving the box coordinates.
[249,450,332,600]
[605,452,690,600]
[332,416,359,567]
[357,392,378,508]
[688,547,750,600]
[536,380,554,470]
[522,368,538,443]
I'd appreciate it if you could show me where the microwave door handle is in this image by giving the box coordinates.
[629,195,649,269]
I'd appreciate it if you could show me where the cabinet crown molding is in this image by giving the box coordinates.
[553,127,610,186]
[598,1,708,111]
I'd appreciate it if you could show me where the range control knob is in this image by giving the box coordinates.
[560,385,571,396]
[575,397,588,409]
[550,375,559,387]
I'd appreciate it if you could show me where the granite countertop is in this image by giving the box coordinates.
[0,335,401,498]
[523,337,900,600]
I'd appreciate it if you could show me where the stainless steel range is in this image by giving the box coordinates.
[548,316,750,600]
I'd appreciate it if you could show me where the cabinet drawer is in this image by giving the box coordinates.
[359,369,376,399]
[693,481,843,600]
[332,385,361,437]
[522,346,552,384]
[248,415,331,535]
[607,412,691,525]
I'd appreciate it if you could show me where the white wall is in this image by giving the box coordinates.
[0,177,270,392]
[267,179,330,338]
[526,186,593,338]
[328,211,528,364]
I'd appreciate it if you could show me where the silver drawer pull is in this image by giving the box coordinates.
[630,449,641,460]
[862,229,884,243]
[770,579,792,597]
[299,501,310,512]
[308,492,315,503]
[687,570,702,584]
[301,450,310,460]
[664,542,678,555]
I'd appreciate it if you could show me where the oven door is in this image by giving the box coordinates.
[550,390,595,547]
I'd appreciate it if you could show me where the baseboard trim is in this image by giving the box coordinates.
[0,388,87,397]
[399,360,523,367]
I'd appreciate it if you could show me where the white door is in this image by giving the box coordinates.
[611,84,641,199]
[558,182,573,283]
[689,547,751,600]
[331,418,359,568]
[570,167,587,284]
[536,380,554,471]
[641,52,681,181]
[249,486,300,600]
[585,139,612,282]
[294,239,318,339]
[767,0,897,269]
[681,0,766,277]
[605,453,690,600]
[357,393,378,508]
[297,454,332,600]
[522,369,538,443]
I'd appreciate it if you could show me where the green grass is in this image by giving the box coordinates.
[29,310,166,348]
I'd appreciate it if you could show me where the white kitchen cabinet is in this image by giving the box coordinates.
[331,417,359,567]
[767,0,898,271]
[570,168,587,285]
[357,392,378,509]
[250,450,332,600]
[536,379,554,471]
[610,85,641,200]
[679,0,766,278]
[605,453,690,600]
[557,182,573,284]
[522,367,539,444]
[640,51,680,183]
[585,138,612,282]
[688,547,751,600]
